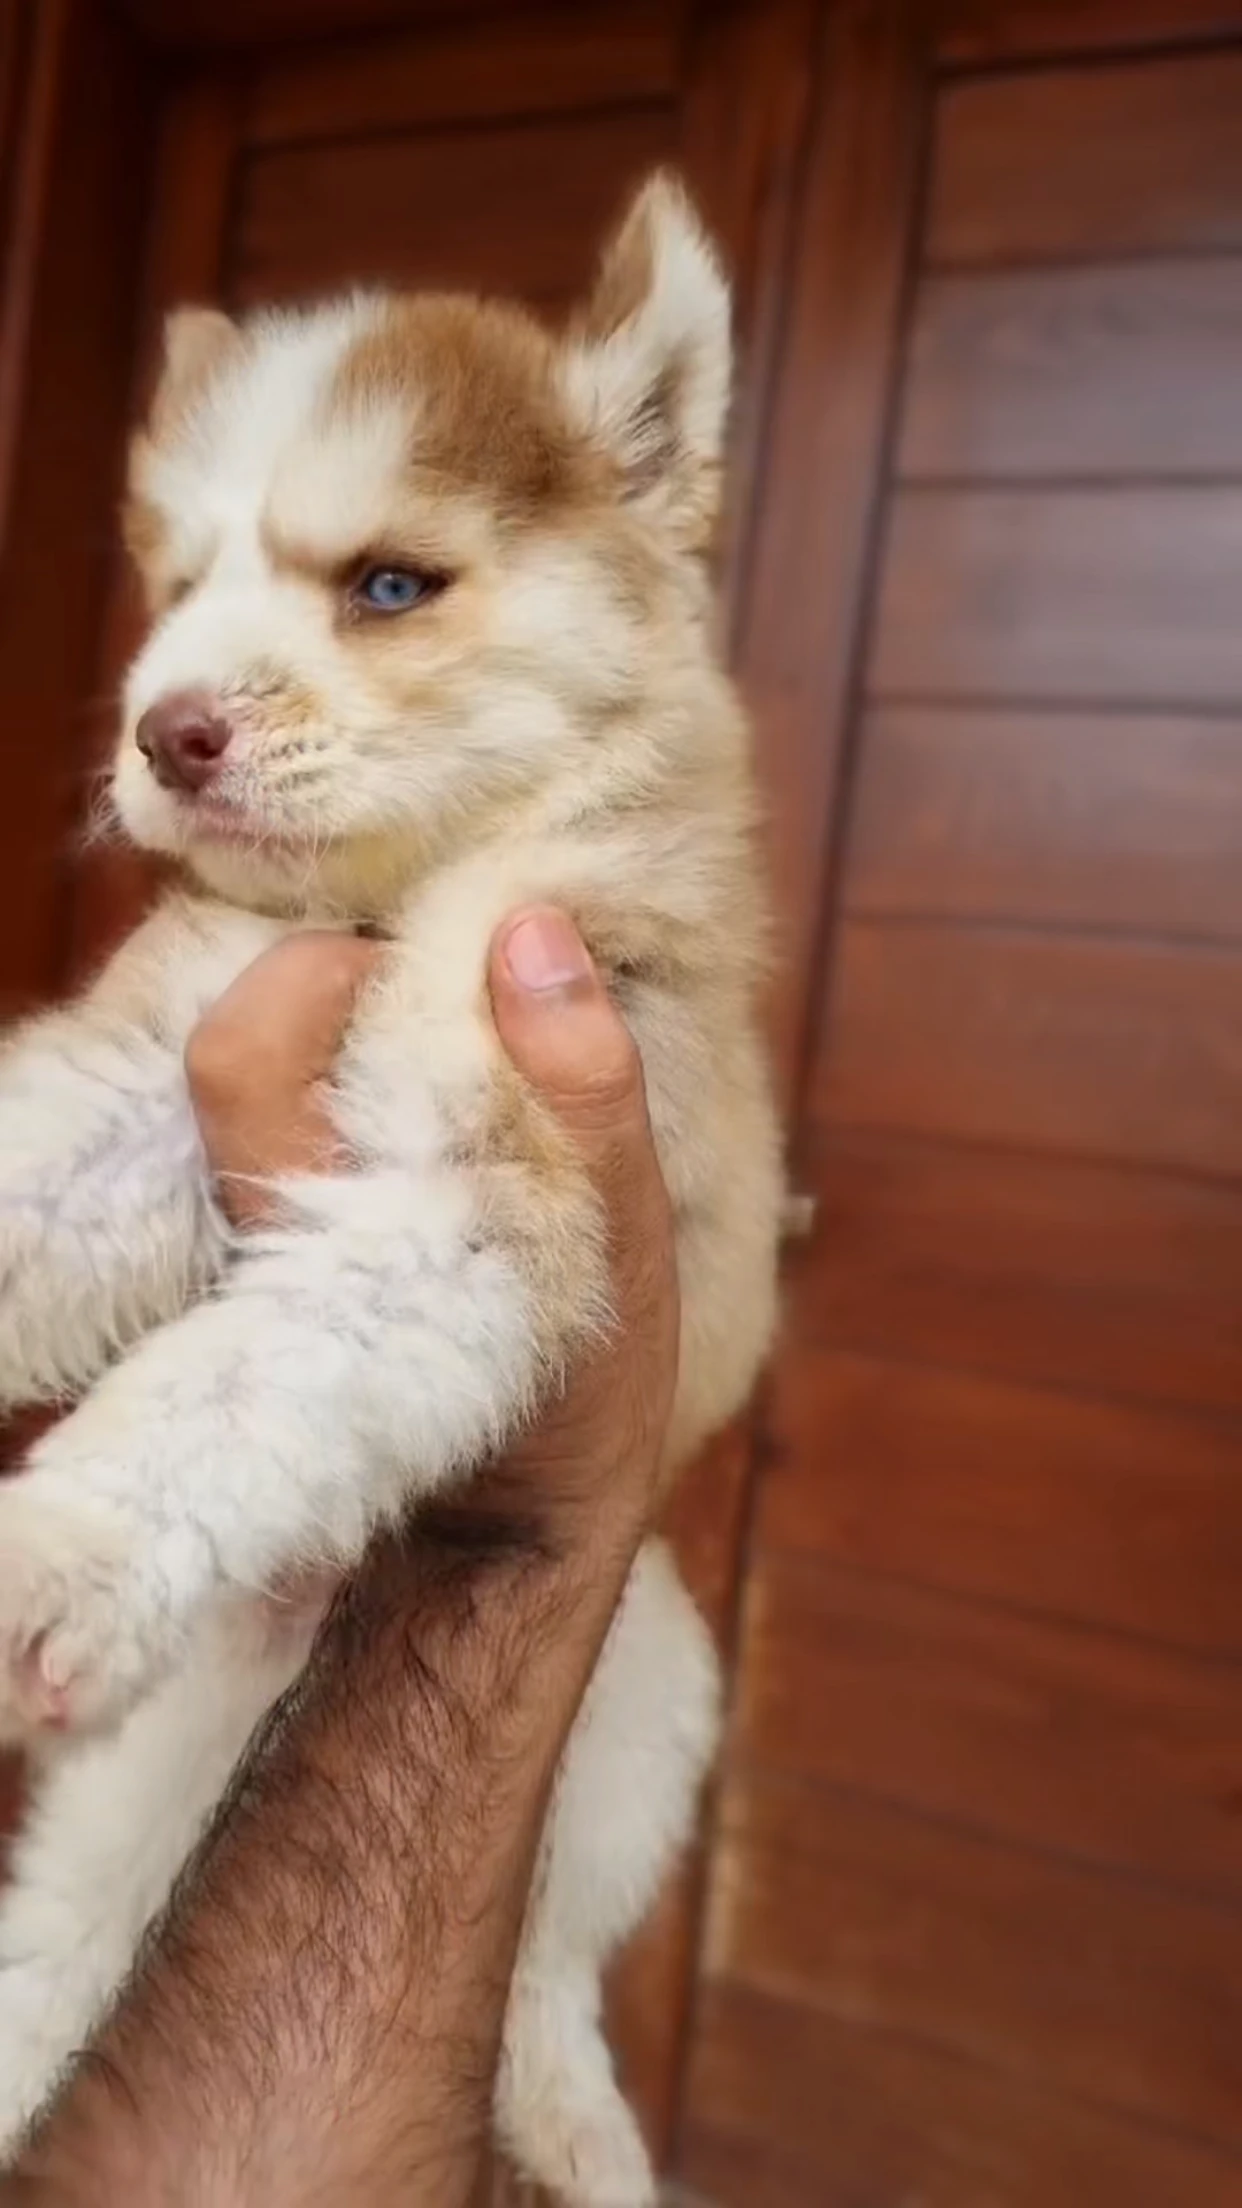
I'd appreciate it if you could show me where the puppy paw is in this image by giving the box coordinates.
[500,2013,657,2208]
[513,2092,657,2208]
[0,1485,170,1739]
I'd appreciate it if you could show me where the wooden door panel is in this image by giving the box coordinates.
[899,261,1242,480]
[821,922,1242,1178]
[929,52,1242,265]
[0,0,149,1016]
[244,2,683,147]
[871,487,1242,707]
[230,107,675,311]
[936,0,1242,65]
[682,1981,1242,2208]
[734,1554,1242,1900]
[707,1776,1242,2148]
[760,1347,1242,1655]
[845,706,1242,936]
[803,1128,1242,1414]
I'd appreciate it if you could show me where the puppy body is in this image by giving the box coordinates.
[0,178,780,2202]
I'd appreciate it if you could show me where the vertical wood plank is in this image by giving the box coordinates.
[0,0,153,1014]
[731,0,928,1109]
[66,68,243,980]
[677,0,817,647]
[599,5,821,2170]
[0,0,58,542]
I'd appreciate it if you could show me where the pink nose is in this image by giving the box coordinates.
[135,690,233,793]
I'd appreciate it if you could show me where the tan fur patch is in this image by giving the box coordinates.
[330,297,605,523]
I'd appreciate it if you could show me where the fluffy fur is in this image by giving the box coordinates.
[0,173,781,2203]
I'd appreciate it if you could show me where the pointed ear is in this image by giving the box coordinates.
[147,307,242,439]
[563,172,731,548]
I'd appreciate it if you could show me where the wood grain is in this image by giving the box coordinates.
[0,0,150,1015]
[871,488,1242,707]
[229,104,674,309]
[929,52,1242,267]
[821,920,1242,1178]
[707,1774,1242,2148]
[730,0,926,1105]
[734,1553,1242,1898]
[128,0,542,49]
[845,706,1242,937]
[676,0,817,648]
[245,3,683,146]
[899,261,1242,480]
[680,1980,1242,2208]
[937,0,1242,65]
[0,0,62,544]
[67,68,243,982]
[799,1126,1242,1414]
[759,1347,1242,1656]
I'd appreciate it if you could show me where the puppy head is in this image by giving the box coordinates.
[113,173,731,912]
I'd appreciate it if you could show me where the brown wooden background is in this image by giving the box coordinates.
[5,2,1242,2200]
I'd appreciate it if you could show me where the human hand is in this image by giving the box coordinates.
[185,909,678,1550]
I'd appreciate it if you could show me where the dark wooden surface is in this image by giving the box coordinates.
[682,12,1242,2204]
[6,4,1242,2202]
[0,0,150,1016]
[846,705,1242,934]
[900,261,1242,479]
[928,50,1242,265]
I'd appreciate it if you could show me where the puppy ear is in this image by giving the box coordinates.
[147,307,242,439]
[563,172,731,548]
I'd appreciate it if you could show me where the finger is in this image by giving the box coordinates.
[488,910,674,1338]
[488,909,652,1163]
[186,933,381,1114]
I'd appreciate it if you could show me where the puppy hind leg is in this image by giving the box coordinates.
[497,1541,720,2208]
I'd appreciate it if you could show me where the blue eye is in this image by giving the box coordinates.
[353,566,438,613]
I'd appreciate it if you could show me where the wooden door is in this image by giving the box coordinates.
[677,8,1242,2202]
[8,2,1242,2200]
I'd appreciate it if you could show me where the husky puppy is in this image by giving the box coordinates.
[0,173,781,2204]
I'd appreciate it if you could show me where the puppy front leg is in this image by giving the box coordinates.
[0,895,286,1412]
[0,1044,604,1736]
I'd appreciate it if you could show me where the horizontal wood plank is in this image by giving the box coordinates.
[129,0,546,46]
[734,1553,1242,1897]
[845,706,1242,936]
[871,488,1242,707]
[899,261,1242,479]
[937,0,1242,65]
[759,1347,1242,1655]
[706,1775,1242,2147]
[798,1126,1242,1414]
[681,1980,1242,2208]
[229,106,673,307]
[820,921,1242,1179]
[928,53,1242,267]
[245,4,682,148]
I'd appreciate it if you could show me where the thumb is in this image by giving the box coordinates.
[487,909,651,1175]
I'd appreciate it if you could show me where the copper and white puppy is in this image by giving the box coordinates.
[0,174,781,2203]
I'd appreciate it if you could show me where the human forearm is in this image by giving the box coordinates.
[7,1514,635,2207]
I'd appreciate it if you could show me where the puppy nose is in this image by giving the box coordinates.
[135,691,233,793]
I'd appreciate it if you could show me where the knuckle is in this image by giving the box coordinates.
[569,1026,645,1122]
[183,1014,252,1107]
